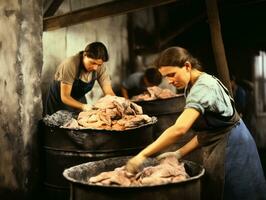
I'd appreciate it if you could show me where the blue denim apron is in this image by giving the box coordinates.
[189,77,266,200]
[44,56,97,115]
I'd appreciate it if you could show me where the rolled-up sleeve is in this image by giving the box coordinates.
[185,84,216,114]
[55,60,77,84]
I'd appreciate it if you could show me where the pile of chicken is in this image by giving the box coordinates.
[131,86,177,101]
[88,155,189,186]
[62,95,154,131]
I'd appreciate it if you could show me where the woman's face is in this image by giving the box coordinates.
[83,56,103,72]
[159,65,191,89]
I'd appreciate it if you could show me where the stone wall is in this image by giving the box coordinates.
[0,0,43,198]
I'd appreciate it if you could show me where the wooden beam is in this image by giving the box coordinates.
[159,12,206,48]
[127,13,136,74]
[43,0,177,31]
[43,0,64,17]
[205,0,233,96]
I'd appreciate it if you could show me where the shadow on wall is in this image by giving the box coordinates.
[41,55,61,115]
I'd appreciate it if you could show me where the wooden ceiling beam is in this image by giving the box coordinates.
[43,0,177,31]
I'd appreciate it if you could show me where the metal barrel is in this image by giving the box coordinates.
[63,156,205,200]
[39,120,155,200]
[134,95,185,140]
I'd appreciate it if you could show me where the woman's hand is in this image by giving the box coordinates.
[125,153,147,174]
[156,150,181,161]
[82,104,92,111]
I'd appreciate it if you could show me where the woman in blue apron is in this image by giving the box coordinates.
[44,42,115,115]
[126,47,266,200]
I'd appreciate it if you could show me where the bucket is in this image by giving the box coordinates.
[63,156,205,200]
[39,119,156,200]
[134,95,185,139]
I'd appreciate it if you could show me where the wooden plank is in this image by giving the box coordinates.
[44,0,64,17]
[205,0,232,95]
[43,0,177,31]
[127,13,137,74]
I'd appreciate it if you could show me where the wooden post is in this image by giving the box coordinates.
[127,13,136,75]
[205,0,233,96]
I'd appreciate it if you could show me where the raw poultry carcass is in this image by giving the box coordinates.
[131,86,177,101]
[136,155,189,185]
[62,95,154,130]
[88,155,189,186]
[89,166,135,186]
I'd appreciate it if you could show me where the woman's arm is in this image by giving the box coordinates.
[97,65,115,96]
[121,86,129,99]
[156,135,199,160]
[102,84,116,96]
[60,82,85,110]
[126,108,200,172]
[140,108,200,157]
[179,135,199,157]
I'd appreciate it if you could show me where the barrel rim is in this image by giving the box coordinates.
[43,116,157,132]
[63,158,205,189]
[132,93,184,103]
[43,146,148,153]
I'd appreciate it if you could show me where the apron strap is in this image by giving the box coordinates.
[212,76,235,105]
[76,52,84,79]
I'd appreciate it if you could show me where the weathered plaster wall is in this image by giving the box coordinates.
[42,0,129,106]
[0,0,42,198]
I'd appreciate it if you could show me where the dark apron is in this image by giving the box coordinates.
[189,77,266,200]
[44,61,97,115]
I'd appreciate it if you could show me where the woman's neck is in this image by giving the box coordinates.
[190,69,203,86]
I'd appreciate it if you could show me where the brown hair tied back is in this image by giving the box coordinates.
[155,47,202,71]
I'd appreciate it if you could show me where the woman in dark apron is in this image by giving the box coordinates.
[45,62,97,115]
[126,47,266,200]
[44,42,115,115]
